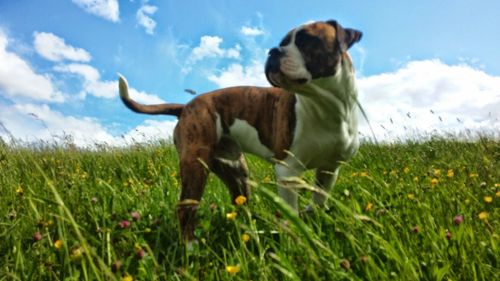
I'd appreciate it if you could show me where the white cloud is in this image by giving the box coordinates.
[54,63,100,81]
[191,36,241,61]
[136,4,158,35]
[127,88,165,104]
[33,32,91,62]
[182,36,241,73]
[240,26,265,37]
[122,119,177,143]
[0,103,116,146]
[53,63,164,104]
[72,0,119,22]
[0,31,64,102]
[208,60,269,88]
[357,59,500,141]
[0,103,177,147]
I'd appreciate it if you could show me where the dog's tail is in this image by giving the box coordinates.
[118,74,184,117]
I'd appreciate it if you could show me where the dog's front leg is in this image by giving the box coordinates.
[275,164,303,212]
[312,167,339,207]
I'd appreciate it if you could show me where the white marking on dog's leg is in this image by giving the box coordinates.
[186,239,199,252]
[312,168,339,206]
[275,164,302,212]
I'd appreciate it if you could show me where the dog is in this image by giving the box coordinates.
[118,20,362,241]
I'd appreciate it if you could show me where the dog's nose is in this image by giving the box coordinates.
[266,47,283,73]
[268,47,282,57]
[265,49,281,73]
[265,48,283,87]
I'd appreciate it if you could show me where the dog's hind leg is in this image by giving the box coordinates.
[212,136,250,203]
[176,146,212,241]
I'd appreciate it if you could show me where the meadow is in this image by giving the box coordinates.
[0,137,498,280]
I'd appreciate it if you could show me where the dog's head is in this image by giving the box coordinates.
[265,20,362,90]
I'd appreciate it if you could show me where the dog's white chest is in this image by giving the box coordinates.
[286,88,359,170]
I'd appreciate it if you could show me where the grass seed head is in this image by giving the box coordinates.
[411,225,421,233]
[340,259,351,270]
[112,260,123,273]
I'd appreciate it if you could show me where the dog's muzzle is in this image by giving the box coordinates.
[265,48,284,87]
[265,47,310,88]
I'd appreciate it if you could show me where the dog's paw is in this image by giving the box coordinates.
[301,204,329,217]
[185,239,199,252]
[300,205,316,217]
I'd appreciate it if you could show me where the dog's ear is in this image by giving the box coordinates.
[327,20,363,52]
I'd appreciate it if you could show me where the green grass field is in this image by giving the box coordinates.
[0,137,498,280]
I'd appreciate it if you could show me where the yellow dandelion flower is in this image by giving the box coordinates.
[364,202,374,212]
[484,196,493,203]
[433,169,441,176]
[54,240,63,249]
[242,233,250,242]
[122,274,134,281]
[469,173,478,178]
[360,172,368,177]
[226,265,240,274]
[407,193,415,200]
[496,190,500,197]
[234,195,247,206]
[447,169,454,178]
[495,183,500,188]
[403,167,410,174]
[70,247,83,261]
[478,211,488,220]
[430,178,439,186]
[263,175,271,183]
[226,211,237,220]
[16,186,24,196]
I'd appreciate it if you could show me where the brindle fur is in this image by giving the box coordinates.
[118,20,362,241]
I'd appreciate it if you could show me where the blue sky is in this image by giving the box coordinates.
[0,0,499,146]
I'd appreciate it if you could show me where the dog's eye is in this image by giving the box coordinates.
[295,31,320,49]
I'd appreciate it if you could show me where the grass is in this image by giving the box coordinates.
[0,137,498,280]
